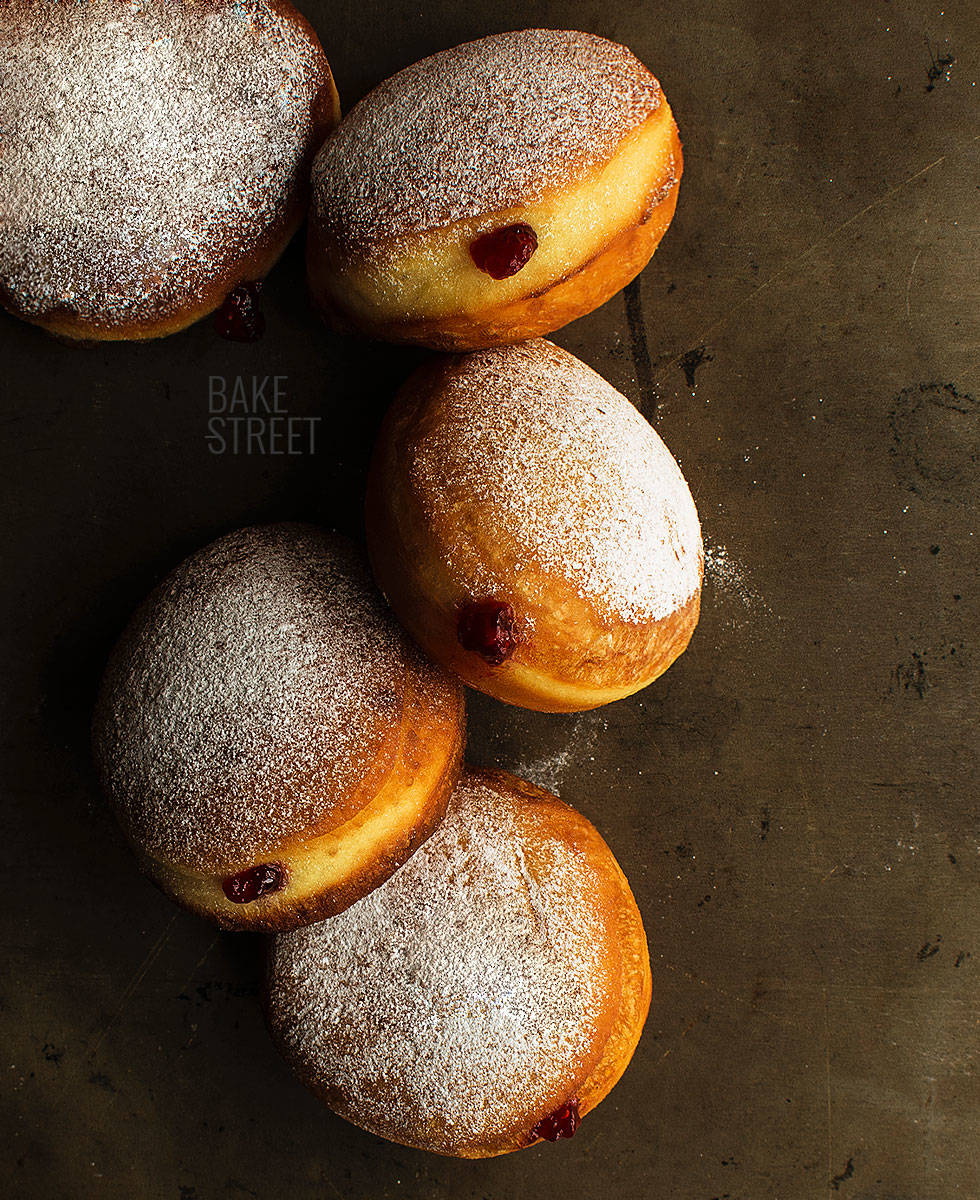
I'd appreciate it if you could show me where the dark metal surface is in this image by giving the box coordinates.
[2,2,977,1197]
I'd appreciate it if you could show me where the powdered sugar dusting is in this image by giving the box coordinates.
[412,340,702,622]
[312,29,662,247]
[94,525,415,870]
[269,773,609,1154]
[514,713,605,795]
[704,542,771,615]
[0,0,327,325]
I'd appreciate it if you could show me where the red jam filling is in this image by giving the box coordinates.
[215,282,265,342]
[457,600,518,666]
[222,862,286,904]
[531,1099,581,1142]
[469,223,538,279]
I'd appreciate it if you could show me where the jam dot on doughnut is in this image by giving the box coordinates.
[457,600,518,665]
[215,282,265,342]
[222,862,286,904]
[531,1099,581,1142]
[469,224,538,280]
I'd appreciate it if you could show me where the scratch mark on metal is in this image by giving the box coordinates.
[824,984,834,1199]
[660,1014,700,1059]
[654,145,976,386]
[905,247,924,322]
[659,957,807,1031]
[87,913,179,1059]
[731,145,754,199]
[173,934,221,1001]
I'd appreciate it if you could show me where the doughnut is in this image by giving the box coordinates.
[307,29,682,351]
[92,524,465,931]
[266,768,651,1158]
[366,340,703,712]
[0,0,339,341]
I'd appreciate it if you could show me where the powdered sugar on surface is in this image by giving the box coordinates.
[95,525,409,870]
[269,773,609,1154]
[412,340,703,622]
[312,29,662,247]
[0,0,325,324]
[704,542,771,616]
[514,713,605,795]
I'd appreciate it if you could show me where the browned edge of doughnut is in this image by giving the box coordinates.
[122,670,466,933]
[558,810,652,1124]
[262,768,651,1156]
[311,123,681,352]
[0,0,340,343]
[365,358,702,712]
[449,769,652,1157]
[458,592,701,714]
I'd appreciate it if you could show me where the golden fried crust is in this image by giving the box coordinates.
[308,98,681,351]
[265,769,651,1156]
[458,771,652,1157]
[144,670,465,932]
[572,826,652,1127]
[0,0,340,342]
[366,351,703,713]
[93,524,467,932]
[94,527,414,868]
[375,157,680,352]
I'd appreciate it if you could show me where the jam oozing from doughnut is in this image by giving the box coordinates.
[222,862,286,903]
[457,600,518,665]
[531,1099,581,1142]
[215,282,265,342]
[469,224,538,279]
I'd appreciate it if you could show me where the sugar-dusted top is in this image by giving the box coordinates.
[0,0,329,326]
[94,525,418,871]
[410,340,703,622]
[269,771,611,1154]
[312,29,663,247]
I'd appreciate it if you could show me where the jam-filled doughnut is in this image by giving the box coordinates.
[366,339,703,712]
[0,0,339,341]
[307,29,682,350]
[93,524,464,931]
[267,769,651,1158]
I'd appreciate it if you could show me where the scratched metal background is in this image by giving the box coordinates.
[2,1,977,1197]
